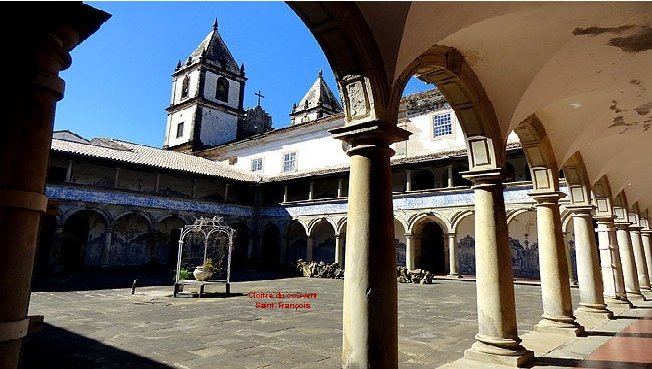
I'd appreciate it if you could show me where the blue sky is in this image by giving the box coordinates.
[56,2,430,147]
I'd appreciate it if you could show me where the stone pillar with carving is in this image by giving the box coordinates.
[0,5,109,367]
[462,169,533,366]
[567,205,613,319]
[530,192,584,336]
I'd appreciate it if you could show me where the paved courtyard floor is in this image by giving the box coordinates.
[20,275,608,369]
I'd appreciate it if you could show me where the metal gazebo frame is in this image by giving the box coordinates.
[173,216,235,297]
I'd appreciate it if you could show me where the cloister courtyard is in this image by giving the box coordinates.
[20,274,652,369]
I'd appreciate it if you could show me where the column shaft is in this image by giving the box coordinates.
[100,228,113,268]
[531,193,583,335]
[642,231,652,285]
[596,219,629,304]
[630,228,651,290]
[306,237,314,262]
[341,144,398,368]
[335,235,343,266]
[616,224,643,300]
[308,182,314,201]
[448,233,461,277]
[447,165,454,187]
[463,171,532,366]
[569,207,612,318]
[405,235,416,270]
[405,170,412,192]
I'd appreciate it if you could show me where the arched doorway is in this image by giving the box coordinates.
[231,222,250,270]
[286,221,307,264]
[394,218,406,267]
[61,213,90,272]
[111,212,151,267]
[261,223,281,269]
[418,221,446,274]
[507,210,539,280]
[311,221,335,263]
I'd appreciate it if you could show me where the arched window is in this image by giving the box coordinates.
[216,77,229,102]
[181,75,190,99]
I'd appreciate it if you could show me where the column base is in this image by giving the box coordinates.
[535,317,585,337]
[447,273,462,279]
[627,292,647,303]
[464,342,533,367]
[605,296,634,309]
[574,304,614,320]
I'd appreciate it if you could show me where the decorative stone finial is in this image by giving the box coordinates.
[213,18,218,31]
[176,60,181,70]
[292,103,297,112]
[240,63,245,73]
[186,56,192,65]
[318,69,323,79]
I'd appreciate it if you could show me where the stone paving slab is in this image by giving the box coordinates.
[21,277,581,369]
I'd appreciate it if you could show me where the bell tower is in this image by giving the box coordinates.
[164,19,246,151]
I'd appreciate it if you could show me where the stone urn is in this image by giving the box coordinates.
[193,266,213,281]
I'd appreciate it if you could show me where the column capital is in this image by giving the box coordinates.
[565,204,595,214]
[528,191,566,205]
[329,120,410,152]
[614,222,631,231]
[629,224,643,231]
[461,168,504,188]
[642,229,652,235]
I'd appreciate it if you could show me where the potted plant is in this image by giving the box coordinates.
[193,257,214,281]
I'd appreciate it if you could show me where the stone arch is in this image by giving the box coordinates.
[60,206,110,227]
[155,215,186,268]
[111,210,155,230]
[451,210,474,234]
[110,212,152,267]
[513,114,560,193]
[307,216,337,237]
[561,152,593,206]
[410,213,451,274]
[230,221,250,270]
[396,45,505,171]
[336,216,348,235]
[59,209,108,271]
[408,212,450,234]
[311,220,336,263]
[506,208,535,224]
[260,222,281,269]
[286,220,309,264]
[394,217,407,268]
[507,209,540,279]
[288,2,398,124]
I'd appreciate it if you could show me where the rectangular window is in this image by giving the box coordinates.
[433,113,452,137]
[176,122,184,138]
[250,158,263,172]
[283,152,297,173]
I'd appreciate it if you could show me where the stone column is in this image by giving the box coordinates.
[406,170,412,192]
[330,121,409,369]
[100,227,113,268]
[563,232,578,286]
[48,226,65,272]
[283,185,288,203]
[306,237,314,262]
[642,230,652,286]
[567,206,612,319]
[405,234,416,270]
[629,225,651,290]
[462,170,533,366]
[335,235,344,266]
[113,167,120,187]
[279,237,288,266]
[224,183,230,203]
[615,223,644,301]
[308,182,314,201]
[530,192,584,336]
[447,233,461,278]
[65,160,73,183]
[337,179,344,198]
[447,165,454,187]
[595,217,631,306]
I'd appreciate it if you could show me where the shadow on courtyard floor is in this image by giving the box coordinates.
[526,357,651,368]
[31,269,299,292]
[20,323,175,369]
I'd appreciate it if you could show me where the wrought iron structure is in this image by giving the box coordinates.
[174,216,234,297]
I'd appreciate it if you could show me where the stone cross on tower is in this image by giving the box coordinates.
[255,90,264,106]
